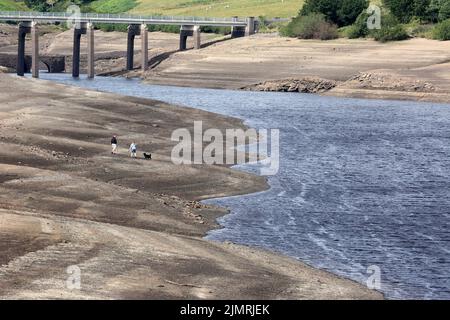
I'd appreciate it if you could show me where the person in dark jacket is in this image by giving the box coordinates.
[111,135,118,154]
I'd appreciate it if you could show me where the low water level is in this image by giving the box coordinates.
[35,74,450,299]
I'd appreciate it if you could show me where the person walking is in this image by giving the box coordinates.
[111,135,118,154]
[129,142,137,158]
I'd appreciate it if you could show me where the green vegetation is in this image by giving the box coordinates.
[281,13,338,39]
[382,0,429,23]
[129,0,304,18]
[344,9,408,41]
[371,13,408,41]
[300,0,369,26]
[88,0,137,14]
[345,11,370,38]
[432,18,450,39]
[428,0,450,22]
[382,0,450,23]
[283,0,367,39]
[258,16,289,33]
[0,0,29,10]
[3,0,304,18]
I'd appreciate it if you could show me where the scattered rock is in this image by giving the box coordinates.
[342,72,437,92]
[242,77,338,93]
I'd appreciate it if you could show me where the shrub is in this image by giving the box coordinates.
[346,11,370,38]
[404,18,434,37]
[373,24,409,42]
[96,23,129,32]
[432,19,450,39]
[300,0,368,27]
[346,11,409,42]
[282,13,338,40]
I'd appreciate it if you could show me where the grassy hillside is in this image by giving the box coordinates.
[0,0,29,11]
[89,0,139,14]
[0,0,303,17]
[123,0,302,18]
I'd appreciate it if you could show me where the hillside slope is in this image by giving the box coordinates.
[96,0,303,18]
[0,0,28,11]
[0,0,301,18]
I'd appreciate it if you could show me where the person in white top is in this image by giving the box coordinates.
[129,142,137,158]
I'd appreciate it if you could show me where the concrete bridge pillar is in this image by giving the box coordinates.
[141,24,148,71]
[17,22,31,76]
[87,23,95,79]
[245,17,255,36]
[127,24,140,70]
[179,25,194,51]
[193,26,201,50]
[31,22,39,78]
[72,22,87,78]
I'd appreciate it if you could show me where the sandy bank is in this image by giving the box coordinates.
[0,74,382,299]
[137,34,450,103]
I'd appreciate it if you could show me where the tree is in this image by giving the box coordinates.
[25,0,50,11]
[300,0,340,25]
[383,0,432,23]
[300,0,369,27]
[414,0,432,21]
[439,0,450,21]
[428,0,442,22]
[337,0,369,26]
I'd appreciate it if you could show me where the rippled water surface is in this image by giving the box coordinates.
[36,73,450,299]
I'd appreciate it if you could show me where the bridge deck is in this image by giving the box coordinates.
[0,11,249,27]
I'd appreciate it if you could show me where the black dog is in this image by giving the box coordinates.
[143,152,152,159]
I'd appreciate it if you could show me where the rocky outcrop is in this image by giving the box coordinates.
[342,72,437,92]
[242,77,338,93]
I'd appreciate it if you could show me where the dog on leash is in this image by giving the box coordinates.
[143,152,152,159]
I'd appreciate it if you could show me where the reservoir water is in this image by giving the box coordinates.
[34,74,450,299]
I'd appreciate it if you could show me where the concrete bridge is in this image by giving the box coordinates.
[0,11,256,79]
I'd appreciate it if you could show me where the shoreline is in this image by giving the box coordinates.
[139,75,450,105]
[0,74,383,299]
[3,25,450,105]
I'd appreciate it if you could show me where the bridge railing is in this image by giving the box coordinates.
[0,11,248,25]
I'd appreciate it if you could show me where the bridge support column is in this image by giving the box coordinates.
[87,23,95,79]
[72,22,87,78]
[127,24,140,70]
[245,17,255,36]
[17,22,31,76]
[193,26,201,49]
[180,25,194,51]
[31,22,39,78]
[141,24,148,71]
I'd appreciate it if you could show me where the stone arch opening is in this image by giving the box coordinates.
[39,60,51,73]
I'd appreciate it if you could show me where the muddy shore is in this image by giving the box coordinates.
[0,73,383,299]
